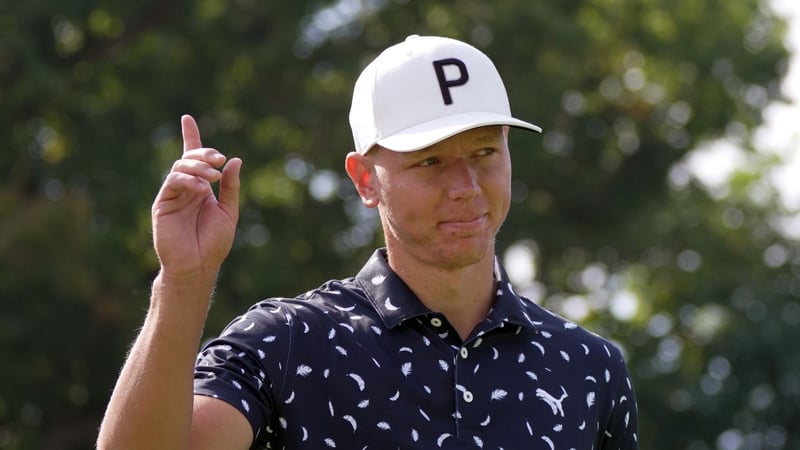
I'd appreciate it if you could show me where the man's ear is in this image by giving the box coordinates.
[345,152,379,208]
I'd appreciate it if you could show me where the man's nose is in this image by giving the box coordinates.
[446,160,480,200]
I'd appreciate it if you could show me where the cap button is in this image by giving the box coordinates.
[405,34,420,41]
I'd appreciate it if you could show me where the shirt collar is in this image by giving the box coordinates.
[489,257,543,332]
[354,248,541,332]
[355,249,431,328]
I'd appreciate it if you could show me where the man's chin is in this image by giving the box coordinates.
[430,240,495,270]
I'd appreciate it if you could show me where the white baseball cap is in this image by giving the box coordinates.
[349,35,542,155]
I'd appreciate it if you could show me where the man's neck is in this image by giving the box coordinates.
[387,250,496,342]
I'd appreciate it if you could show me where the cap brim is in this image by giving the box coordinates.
[375,112,542,153]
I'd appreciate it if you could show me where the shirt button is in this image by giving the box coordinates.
[459,347,469,359]
[463,391,474,403]
[430,317,443,327]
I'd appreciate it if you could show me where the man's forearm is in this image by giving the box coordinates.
[97,272,215,450]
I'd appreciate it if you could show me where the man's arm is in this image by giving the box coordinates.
[96,115,251,449]
[602,360,640,450]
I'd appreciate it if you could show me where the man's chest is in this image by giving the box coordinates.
[265,323,610,449]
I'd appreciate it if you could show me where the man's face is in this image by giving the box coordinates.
[367,126,512,270]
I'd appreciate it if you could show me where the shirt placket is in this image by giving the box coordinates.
[452,338,492,448]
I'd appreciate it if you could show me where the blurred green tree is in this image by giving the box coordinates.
[0,0,794,448]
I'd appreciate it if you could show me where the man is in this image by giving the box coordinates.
[98,35,639,449]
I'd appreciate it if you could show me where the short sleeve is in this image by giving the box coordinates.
[194,305,293,449]
[600,351,639,450]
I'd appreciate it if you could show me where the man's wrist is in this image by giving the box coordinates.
[149,268,220,318]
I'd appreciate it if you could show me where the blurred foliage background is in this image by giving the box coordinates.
[1,0,798,448]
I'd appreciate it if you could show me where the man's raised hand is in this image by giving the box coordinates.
[151,114,242,282]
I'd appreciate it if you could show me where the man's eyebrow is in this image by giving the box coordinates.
[474,135,501,144]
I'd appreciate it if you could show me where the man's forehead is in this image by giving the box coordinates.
[423,125,506,151]
[370,125,506,159]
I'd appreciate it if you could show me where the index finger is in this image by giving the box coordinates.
[181,114,203,153]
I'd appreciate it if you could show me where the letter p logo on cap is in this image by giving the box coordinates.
[432,58,469,105]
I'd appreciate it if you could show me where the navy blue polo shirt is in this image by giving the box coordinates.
[194,249,639,449]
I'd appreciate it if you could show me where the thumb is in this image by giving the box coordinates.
[218,157,242,217]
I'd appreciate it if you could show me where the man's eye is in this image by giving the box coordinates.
[417,157,439,167]
[476,147,495,156]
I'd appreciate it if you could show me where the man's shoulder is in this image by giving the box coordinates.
[243,276,372,322]
[519,297,625,358]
